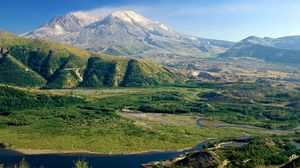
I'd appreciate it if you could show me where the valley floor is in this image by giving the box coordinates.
[0,83,299,154]
[0,111,291,154]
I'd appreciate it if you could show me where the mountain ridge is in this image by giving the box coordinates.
[219,35,300,64]
[0,30,183,88]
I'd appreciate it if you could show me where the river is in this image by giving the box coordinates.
[0,142,207,168]
[294,142,300,149]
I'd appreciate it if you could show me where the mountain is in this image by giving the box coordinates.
[0,31,182,88]
[24,11,234,59]
[272,36,300,50]
[219,36,300,64]
[24,12,97,39]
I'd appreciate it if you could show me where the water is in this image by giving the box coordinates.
[294,142,300,149]
[0,142,207,168]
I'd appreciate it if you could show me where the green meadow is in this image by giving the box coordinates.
[0,81,299,153]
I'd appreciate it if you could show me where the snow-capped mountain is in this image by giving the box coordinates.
[25,12,97,39]
[24,10,234,59]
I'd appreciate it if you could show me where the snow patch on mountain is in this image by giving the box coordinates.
[110,11,151,26]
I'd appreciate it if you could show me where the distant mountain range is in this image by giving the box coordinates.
[219,36,300,64]
[24,11,234,58]
[0,31,182,88]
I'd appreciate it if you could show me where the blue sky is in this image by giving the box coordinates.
[1,0,300,41]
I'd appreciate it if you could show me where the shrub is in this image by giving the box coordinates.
[13,158,30,168]
[73,159,89,168]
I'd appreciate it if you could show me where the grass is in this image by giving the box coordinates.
[152,136,300,168]
[0,56,46,87]
[0,108,274,153]
[213,137,300,167]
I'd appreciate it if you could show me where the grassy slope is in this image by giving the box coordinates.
[0,56,46,87]
[0,31,182,88]
[122,60,181,86]
[0,30,90,58]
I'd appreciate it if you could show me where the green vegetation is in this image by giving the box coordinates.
[163,150,221,168]
[0,79,299,168]
[0,56,46,87]
[182,80,300,129]
[0,107,267,153]
[0,85,285,153]
[215,137,299,167]
[122,60,181,86]
[146,136,300,168]
[80,57,118,87]
[0,77,298,155]
[0,31,182,88]
[75,80,300,129]
[0,86,83,118]
[73,159,90,168]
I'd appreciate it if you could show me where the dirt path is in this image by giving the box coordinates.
[119,112,198,126]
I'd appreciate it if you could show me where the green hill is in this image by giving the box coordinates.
[0,31,182,88]
[0,56,46,87]
[122,60,179,86]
